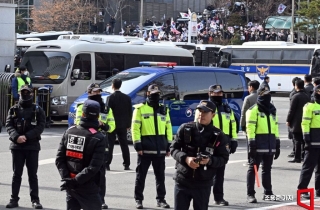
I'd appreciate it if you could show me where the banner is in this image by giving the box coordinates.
[278,3,286,14]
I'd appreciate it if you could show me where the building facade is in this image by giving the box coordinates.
[0,0,16,72]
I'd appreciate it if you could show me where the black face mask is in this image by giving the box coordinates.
[88,94,102,103]
[19,92,33,107]
[147,93,160,106]
[210,96,223,105]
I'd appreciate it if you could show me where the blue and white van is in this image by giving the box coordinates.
[68,63,249,137]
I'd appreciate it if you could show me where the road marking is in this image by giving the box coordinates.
[250,198,320,209]
[39,158,56,165]
[108,160,248,175]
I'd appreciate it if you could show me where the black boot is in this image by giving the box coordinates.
[157,199,170,208]
[32,200,43,209]
[136,200,143,209]
[5,200,18,208]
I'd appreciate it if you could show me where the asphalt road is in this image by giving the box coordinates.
[0,97,316,210]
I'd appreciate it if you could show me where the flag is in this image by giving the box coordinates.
[180,12,189,18]
[153,23,157,30]
[277,3,286,14]
[163,14,165,20]
[143,30,147,38]
[171,17,176,29]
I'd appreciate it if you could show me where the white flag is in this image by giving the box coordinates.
[188,8,192,17]
[143,30,147,38]
[277,3,286,14]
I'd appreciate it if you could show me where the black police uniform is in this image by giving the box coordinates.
[5,86,45,209]
[170,101,230,210]
[56,100,106,210]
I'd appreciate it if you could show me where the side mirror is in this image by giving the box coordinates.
[72,69,80,79]
[4,64,11,73]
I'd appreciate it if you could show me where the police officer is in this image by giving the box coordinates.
[12,66,32,103]
[298,85,320,198]
[56,100,106,210]
[246,86,280,203]
[194,84,237,206]
[132,84,172,209]
[5,85,45,209]
[171,100,230,210]
[75,83,115,209]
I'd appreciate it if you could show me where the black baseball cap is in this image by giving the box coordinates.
[257,86,271,96]
[82,100,100,118]
[19,85,32,93]
[196,100,216,113]
[148,84,161,94]
[87,83,102,93]
[209,84,223,93]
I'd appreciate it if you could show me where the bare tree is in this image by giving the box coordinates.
[30,0,96,33]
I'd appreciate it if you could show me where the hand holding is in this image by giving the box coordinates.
[17,136,26,144]
[185,157,200,170]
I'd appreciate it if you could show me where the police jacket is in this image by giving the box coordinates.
[6,102,45,150]
[131,102,173,156]
[246,104,280,153]
[75,103,115,134]
[302,101,320,147]
[194,102,237,141]
[286,90,310,133]
[170,122,229,188]
[240,91,258,128]
[55,119,105,193]
[11,72,32,100]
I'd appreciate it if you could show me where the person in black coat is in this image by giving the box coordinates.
[311,77,320,102]
[5,85,46,209]
[259,76,270,91]
[304,74,314,99]
[286,80,310,163]
[106,78,132,170]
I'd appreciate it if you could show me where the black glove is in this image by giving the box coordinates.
[248,144,256,159]
[274,149,280,160]
[241,126,246,132]
[230,141,238,154]
[60,182,67,191]
[61,178,78,190]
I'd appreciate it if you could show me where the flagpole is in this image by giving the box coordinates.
[140,0,143,38]
[291,0,294,42]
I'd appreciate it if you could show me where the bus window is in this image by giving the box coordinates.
[154,56,180,65]
[95,53,111,80]
[73,54,91,80]
[152,74,176,99]
[256,50,281,64]
[215,72,244,98]
[110,54,124,73]
[232,49,255,63]
[282,50,312,64]
[125,54,153,69]
[176,72,217,100]
[180,56,194,66]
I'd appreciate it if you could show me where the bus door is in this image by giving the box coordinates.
[69,53,93,106]
[218,50,231,68]
[311,49,320,77]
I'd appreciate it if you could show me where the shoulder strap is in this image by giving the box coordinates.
[184,122,196,144]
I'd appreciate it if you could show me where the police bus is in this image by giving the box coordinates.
[20,35,194,121]
[68,62,249,140]
[17,31,73,41]
[218,41,320,92]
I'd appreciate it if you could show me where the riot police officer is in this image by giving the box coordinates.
[75,83,115,209]
[195,84,238,206]
[171,100,230,210]
[298,85,320,198]
[12,66,32,103]
[246,86,280,203]
[56,100,106,210]
[132,84,172,209]
[5,85,45,209]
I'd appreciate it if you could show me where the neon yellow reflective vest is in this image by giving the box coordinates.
[131,103,172,156]
[246,104,279,153]
[194,105,238,141]
[301,102,320,147]
[17,77,31,91]
[75,103,115,133]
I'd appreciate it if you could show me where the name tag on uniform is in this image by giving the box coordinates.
[100,113,107,121]
[158,113,166,121]
[67,134,86,152]
[206,147,214,155]
[225,113,230,120]
[314,110,320,115]
[271,114,276,121]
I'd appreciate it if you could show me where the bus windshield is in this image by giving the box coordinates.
[100,71,156,94]
[21,51,71,84]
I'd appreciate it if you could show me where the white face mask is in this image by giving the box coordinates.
[24,71,28,75]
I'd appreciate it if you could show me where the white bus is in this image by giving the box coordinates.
[20,35,194,120]
[218,41,320,92]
